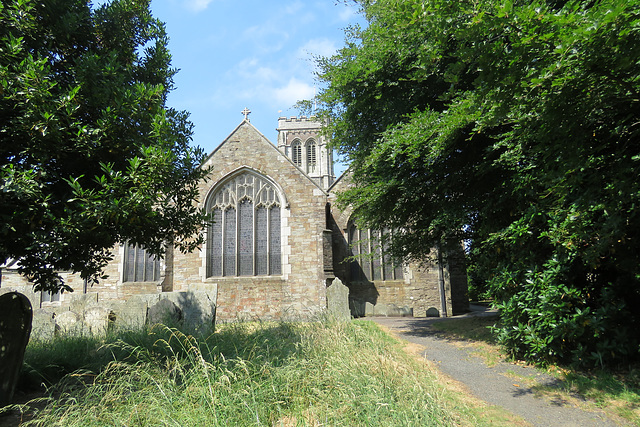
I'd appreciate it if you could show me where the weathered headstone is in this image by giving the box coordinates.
[326,278,351,321]
[55,311,84,336]
[69,292,98,314]
[164,290,216,331]
[0,292,33,407]
[32,309,56,341]
[426,307,440,317]
[84,306,111,336]
[147,298,182,325]
[117,295,160,330]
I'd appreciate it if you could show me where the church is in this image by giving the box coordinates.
[1,114,468,328]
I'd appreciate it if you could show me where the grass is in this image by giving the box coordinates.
[3,318,517,426]
[431,315,640,425]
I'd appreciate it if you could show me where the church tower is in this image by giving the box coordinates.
[277,116,335,189]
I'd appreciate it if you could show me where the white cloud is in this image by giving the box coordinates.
[298,38,338,59]
[273,78,315,107]
[235,58,279,83]
[283,1,304,16]
[184,0,213,12]
[338,4,359,22]
[242,25,289,55]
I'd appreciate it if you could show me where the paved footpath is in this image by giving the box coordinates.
[371,308,622,427]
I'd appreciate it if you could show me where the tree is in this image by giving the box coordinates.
[0,0,209,292]
[312,0,640,368]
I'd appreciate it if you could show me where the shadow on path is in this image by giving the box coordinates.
[370,306,620,427]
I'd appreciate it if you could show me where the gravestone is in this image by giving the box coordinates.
[326,278,350,321]
[84,306,111,336]
[164,290,216,332]
[426,307,440,317]
[0,292,33,407]
[32,309,56,341]
[55,311,84,336]
[147,298,182,325]
[116,294,160,330]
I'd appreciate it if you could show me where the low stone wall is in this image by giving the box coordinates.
[0,284,217,340]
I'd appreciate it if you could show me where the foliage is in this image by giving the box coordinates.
[311,0,640,368]
[10,320,497,426]
[0,0,208,291]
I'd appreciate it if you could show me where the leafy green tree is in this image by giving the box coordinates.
[0,0,209,292]
[312,0,640,368]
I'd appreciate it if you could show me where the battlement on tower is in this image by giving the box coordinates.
[277,116,323,132]
[276,116,334,189]
[278,115,317,122]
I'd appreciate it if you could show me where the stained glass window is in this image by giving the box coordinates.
[224,207,236,276]
[382,229,394,281]
[208,209,223,277]
[206,171,282,277]
[349,225,361,280]
[41,290,60,303]
[256,207,268,275]
[124,244,160,282]
[371,230,382,281]
[238,200,253,276]
[269,206,281,274]
[347,222,402,282]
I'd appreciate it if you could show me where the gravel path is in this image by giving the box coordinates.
[371,308,621,427]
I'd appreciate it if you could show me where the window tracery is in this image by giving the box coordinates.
[207,172,282,277]
[347,222,403,282]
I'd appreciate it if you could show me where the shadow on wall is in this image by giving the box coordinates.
[348,281,379,317]
[327,213,380,318]
[168,289,217,333]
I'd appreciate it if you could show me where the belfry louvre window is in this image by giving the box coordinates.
[291,140,302,167]
[124,244,161,282]
[348,223,403,282]
[207,172,282,277]
[306,140,317,173]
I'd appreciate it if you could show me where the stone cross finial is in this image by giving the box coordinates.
[241,107,251,121]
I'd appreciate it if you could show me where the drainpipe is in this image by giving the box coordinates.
[438,246,448,318]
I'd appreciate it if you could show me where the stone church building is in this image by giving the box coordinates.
[1,115,468,330]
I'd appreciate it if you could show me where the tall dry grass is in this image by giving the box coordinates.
[11,318,490,426]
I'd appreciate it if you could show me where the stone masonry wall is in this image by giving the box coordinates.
[446,246,469,315]
[328,174,468,317]
[408,260,450,317]
[183,120,329,321]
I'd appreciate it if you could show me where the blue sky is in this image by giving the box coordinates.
[143,0,364,174]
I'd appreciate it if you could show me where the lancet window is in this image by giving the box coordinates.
[207,171,282,277]
[347,222,403,282]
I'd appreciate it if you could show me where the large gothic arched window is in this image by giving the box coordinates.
[206,171,282,277]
